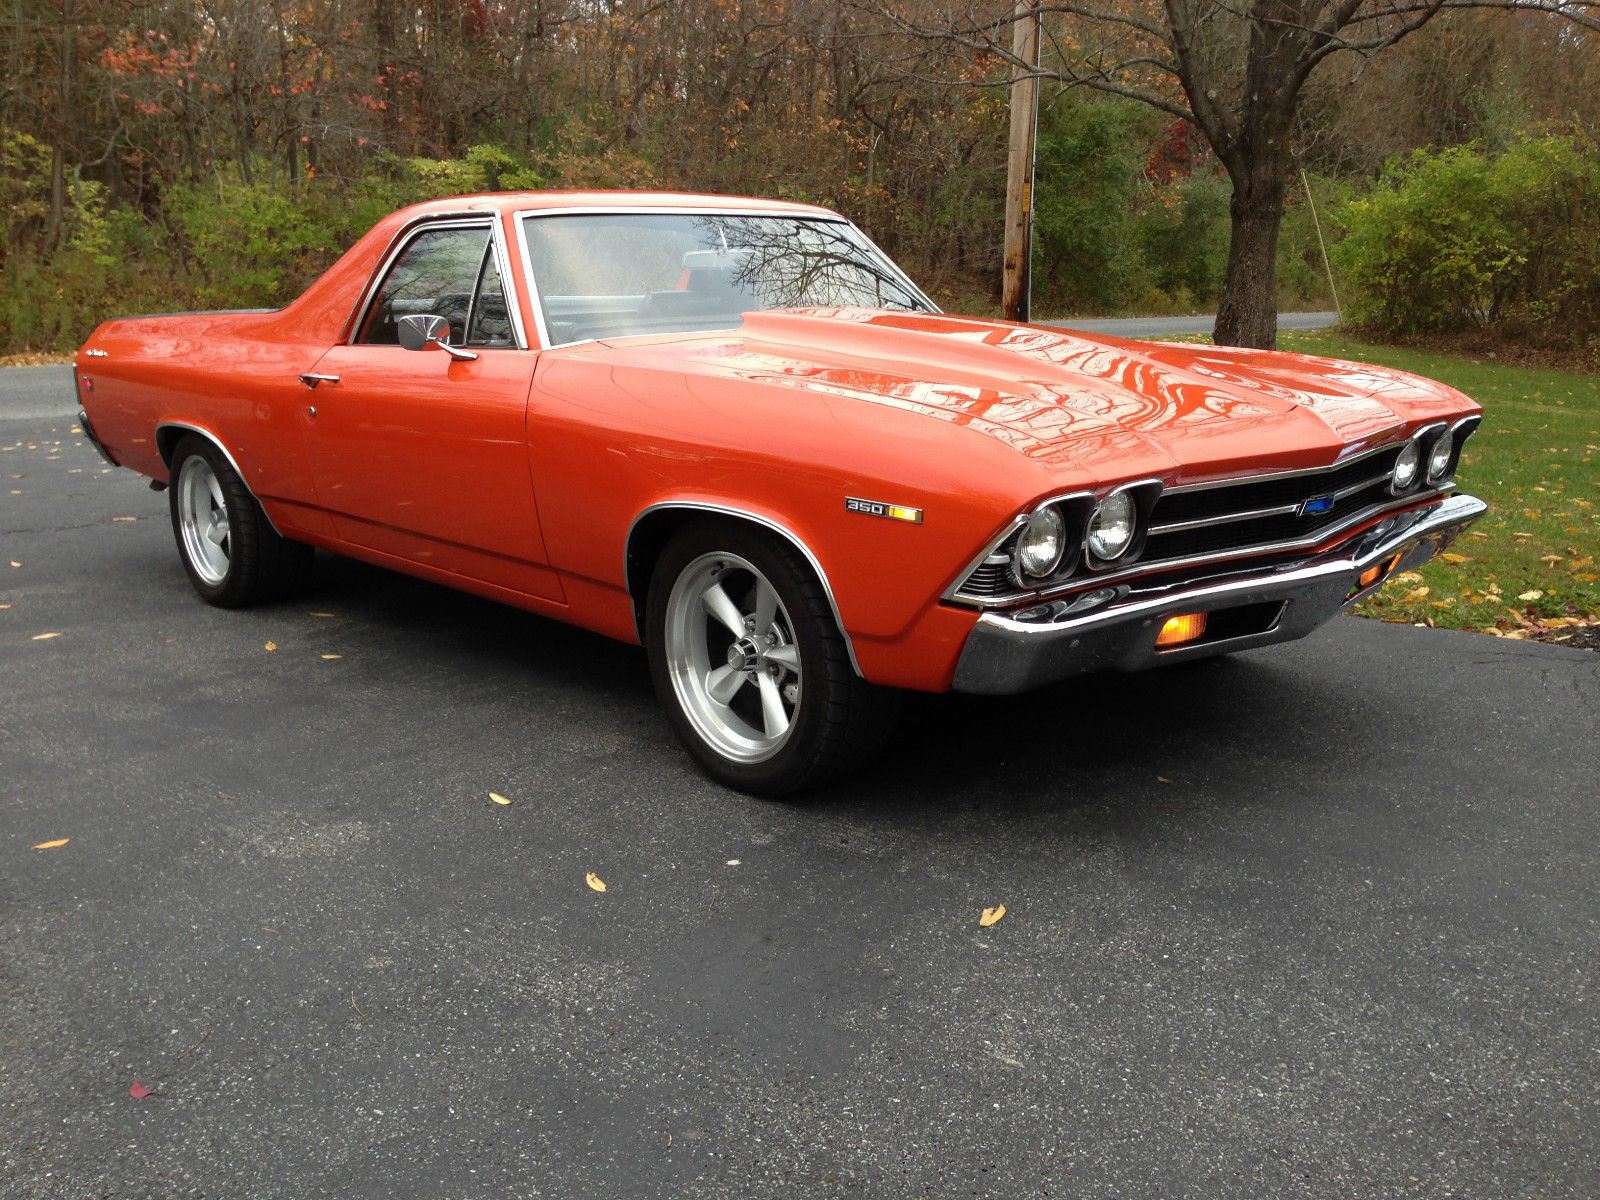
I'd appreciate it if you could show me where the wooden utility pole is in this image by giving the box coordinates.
[1001,1,1040,323]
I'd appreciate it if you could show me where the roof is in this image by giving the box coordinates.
[392,190,842,222]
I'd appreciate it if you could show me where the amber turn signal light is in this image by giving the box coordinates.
[1155,612,1208,648]
[1357,552,1406,591]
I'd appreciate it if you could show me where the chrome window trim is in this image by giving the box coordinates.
[623,500,862,677]
[343,213,528,350]
[512,205,938,352]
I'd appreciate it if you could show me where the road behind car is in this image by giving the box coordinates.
[3,405,1598,1198]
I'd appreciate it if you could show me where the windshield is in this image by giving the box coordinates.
[520,212,935,346]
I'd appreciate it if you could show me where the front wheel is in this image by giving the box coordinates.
[645,520,898,796]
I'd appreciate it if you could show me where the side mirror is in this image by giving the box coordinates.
[396,313,478,361]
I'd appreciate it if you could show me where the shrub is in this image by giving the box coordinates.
[1337,134,1600,341]
[1029,94,1154,312]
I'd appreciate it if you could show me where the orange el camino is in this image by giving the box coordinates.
[75,191,1486,794]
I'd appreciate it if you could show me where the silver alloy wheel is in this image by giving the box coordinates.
[663,551,802,764]
[177,454,231,586]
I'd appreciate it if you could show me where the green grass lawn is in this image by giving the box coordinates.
[1272,330,1600,632]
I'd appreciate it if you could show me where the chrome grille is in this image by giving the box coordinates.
[1144,447,1403,563]
[948,442,1422,608]
[1151,446,1403,529]
[957,543,1019,600]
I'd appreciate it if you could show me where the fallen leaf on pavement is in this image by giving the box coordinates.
[1157,776,1173,783]
[265,641,277,652]
[980,904,1006,927]
[321,653,341,660]
[9,560,19,568]
[129,1082,153,1099]
[586,872,607,893]
[33,838,71,850]
[309,611,335,617]
[113,516,136,522]
[31,632,62,641]
[489,791,512,806]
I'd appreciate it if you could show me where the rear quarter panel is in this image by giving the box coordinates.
[75,212,401,539]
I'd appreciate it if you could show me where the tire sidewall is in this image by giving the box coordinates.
[168,437,246,605]
[645,521,838,795]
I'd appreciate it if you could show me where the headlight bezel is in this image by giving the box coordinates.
[1391,437,1424,493]
[1083,480,1159,571]
[1086,490,1138,563]
[1427,415,1480,484]
[1425,430,1454,483]
[1001,480,1159,589]
[1016,505,1067,579]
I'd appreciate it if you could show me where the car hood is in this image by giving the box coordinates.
[604,308,1477,486]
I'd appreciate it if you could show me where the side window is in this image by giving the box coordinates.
[464,245,515,348]
[358,225,492,347]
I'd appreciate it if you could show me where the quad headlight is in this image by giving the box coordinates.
[1017,506,1066,578]
[1087,491,1138,561]
[1426,431,1454,483]
[1392,439,1423,491]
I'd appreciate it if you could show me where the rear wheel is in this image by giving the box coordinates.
[646,519,898,796]
[168,434,313,607]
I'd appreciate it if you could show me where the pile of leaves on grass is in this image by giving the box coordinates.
[1362,569,1600,652]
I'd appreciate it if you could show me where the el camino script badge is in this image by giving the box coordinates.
[846,497,923,524]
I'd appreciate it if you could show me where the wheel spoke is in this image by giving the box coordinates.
[204,516,228,547]
[701,582,747,637]
[765,643,799,671]
[757,672,789,738]
[705,665,747,704]
[206,475,225,512]
[753,578,778,633]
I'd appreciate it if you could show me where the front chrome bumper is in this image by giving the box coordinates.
[950,493,1487,695]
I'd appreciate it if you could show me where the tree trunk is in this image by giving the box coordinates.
[1214,160,1286,349]
[373,0,400,148]
[49,13,73,248]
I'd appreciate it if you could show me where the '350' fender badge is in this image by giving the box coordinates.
[845,497,923,524]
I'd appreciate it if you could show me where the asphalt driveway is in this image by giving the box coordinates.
[3,405,1597,1199]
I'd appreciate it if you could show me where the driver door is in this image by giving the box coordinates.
[303,218,562,602]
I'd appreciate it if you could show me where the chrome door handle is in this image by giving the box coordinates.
[299,373,340,389]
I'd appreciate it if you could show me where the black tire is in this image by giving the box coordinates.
[645,519,899,796]
[167,434,313,607]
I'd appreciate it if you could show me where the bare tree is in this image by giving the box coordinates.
[871,0,1600,347]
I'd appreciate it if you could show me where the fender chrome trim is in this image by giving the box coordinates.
[154,420,286,539]
[624,501,862,677]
